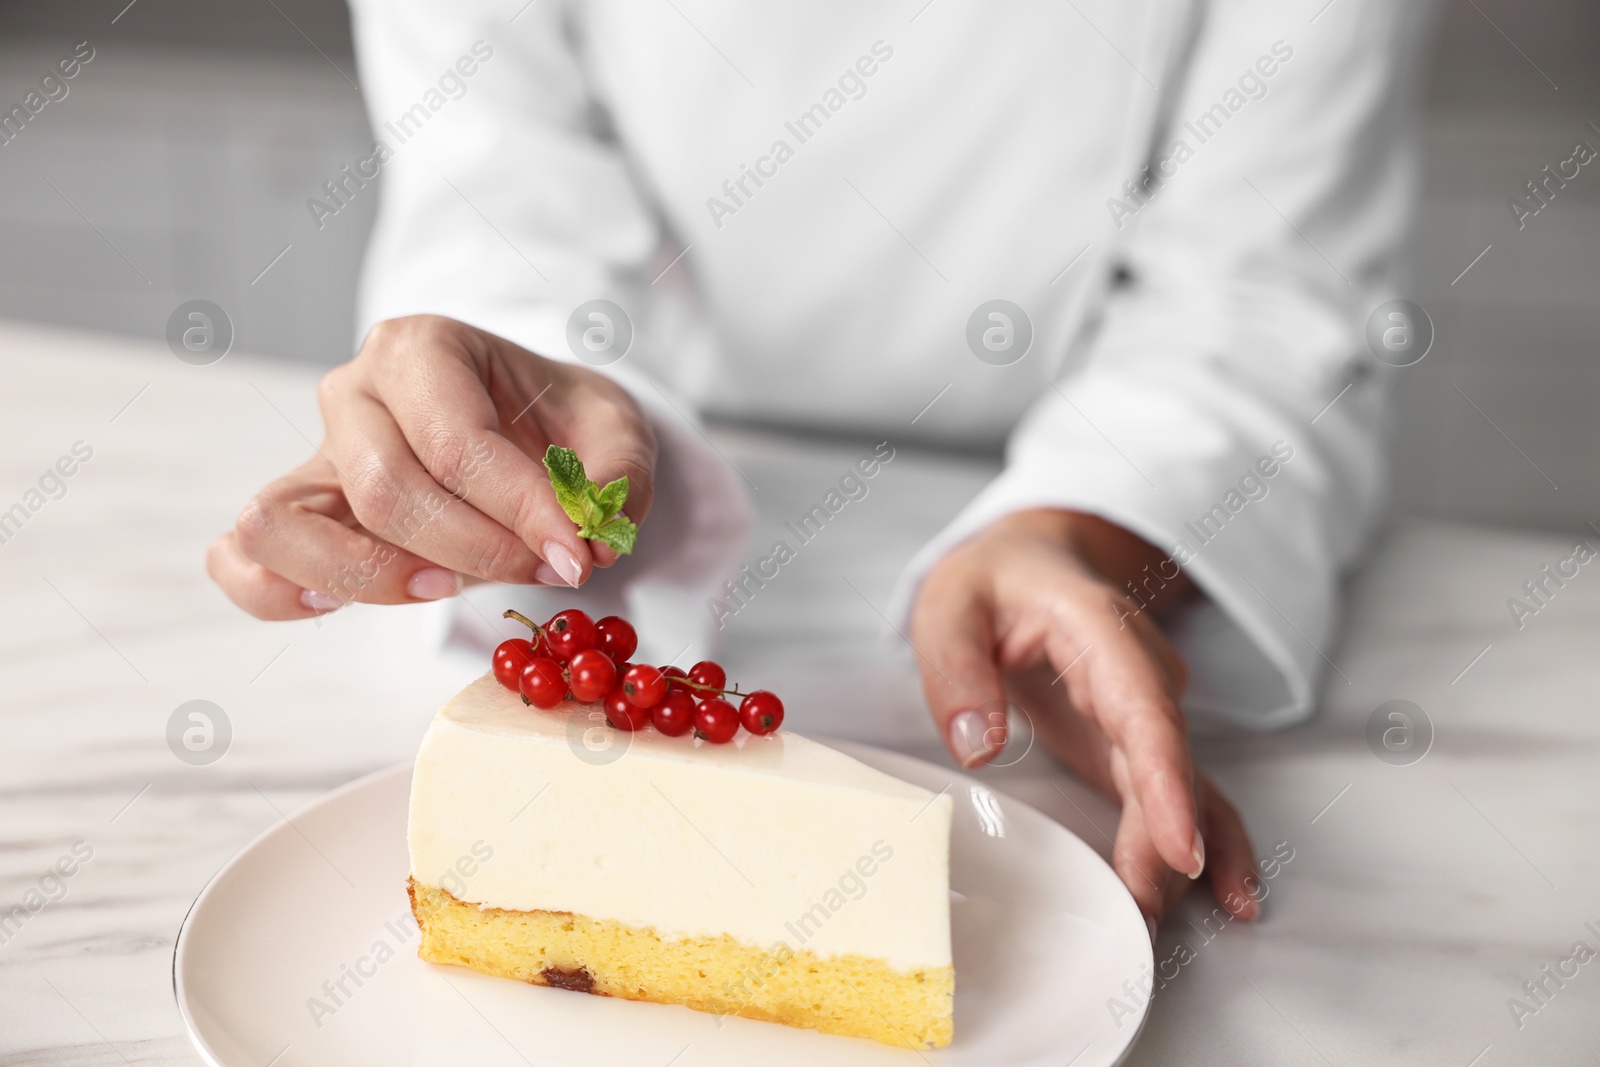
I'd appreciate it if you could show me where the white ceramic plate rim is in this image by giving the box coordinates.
[172,763,404,1067]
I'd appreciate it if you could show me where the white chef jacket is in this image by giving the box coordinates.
[345,0,1435,729]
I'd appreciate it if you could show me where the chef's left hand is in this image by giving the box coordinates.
[909,508,1260,933]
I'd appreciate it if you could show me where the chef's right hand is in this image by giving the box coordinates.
[208,315,657,620]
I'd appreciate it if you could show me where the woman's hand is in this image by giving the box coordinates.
[910,508,1258,932]
[208,315,656,619]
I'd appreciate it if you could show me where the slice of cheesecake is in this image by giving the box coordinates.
[407,673,954,1049]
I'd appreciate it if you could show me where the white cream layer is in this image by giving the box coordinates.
[408,674,952,971]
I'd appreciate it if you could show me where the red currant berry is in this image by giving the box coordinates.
[545,609,597,661]
[739,690,784,734]
[621,664,667,708]
[492,638,537,692]
[688,660,727,693]
[650,690,696,736]
[594,615,638,663]
[567,648,618,704]
[604,684,650,730]
[519,657,568,709]
[694,697,740,743]
[661,665,690,691]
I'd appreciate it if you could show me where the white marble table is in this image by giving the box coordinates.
[2,318,1597,1065]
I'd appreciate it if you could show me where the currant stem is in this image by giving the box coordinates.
[683,679,745,698]
[503,609,547,638]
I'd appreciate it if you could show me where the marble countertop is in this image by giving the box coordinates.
[3,318,1597,1065]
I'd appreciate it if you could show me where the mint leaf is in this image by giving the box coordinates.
[589,514,640,554]
[595,476,629,522]
[543,446,591,523]
[542,445,638,554]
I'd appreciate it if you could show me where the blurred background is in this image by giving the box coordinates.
[3,0,1597,531]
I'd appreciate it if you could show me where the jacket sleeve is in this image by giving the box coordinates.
[345,0,750,654]
[894,0,1436,728]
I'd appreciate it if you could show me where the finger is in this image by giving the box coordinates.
[1199,778,1261,920]
[233,485,459,607]
[324,389,547,585]
[1005,666,1119,797]
[361,327,601,586]
[1109,793,1183,939]
[1123,606,1189,694]
[206,531,321,621]
[910,562,1010,768]
[1052,596,1202,880]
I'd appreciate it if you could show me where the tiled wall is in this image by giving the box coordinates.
[1399,0,1600,533]
[0,43,374,365]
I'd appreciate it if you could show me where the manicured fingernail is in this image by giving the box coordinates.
[543,541,583,588]
[1238,897,1260,920]
[406,567,460,600]
[1189,830,1206,880]
[1145,914,1159,944]
[948,708,1005,769]
[300,589,342,612]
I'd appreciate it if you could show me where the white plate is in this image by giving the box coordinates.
[174,742,1151,1067]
